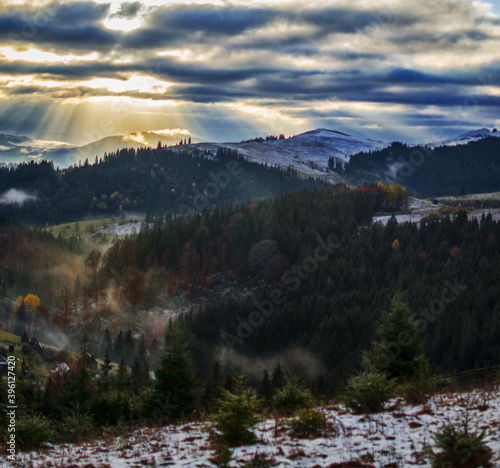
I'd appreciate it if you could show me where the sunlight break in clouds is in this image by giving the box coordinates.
[0,0,499,147]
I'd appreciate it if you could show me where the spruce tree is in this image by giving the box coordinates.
[203,361,221,408]
[68,334,94,405]
[154,325,196,419]
[117,356,127,391]
[123,330,135,365]
[142,360,150,390]
[131,355,141,394]
[100,349,113,391]
[100,328,113,358]
[271,362,285,389]
[212,374,262,446]
[113,330,124,362]
[137,334,147,361]
[366,296,426,381]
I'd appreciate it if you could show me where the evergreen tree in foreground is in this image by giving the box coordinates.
[212,373,262,446]
[365,295,426,381]
[153,325,196,419]
[345,296,425,414]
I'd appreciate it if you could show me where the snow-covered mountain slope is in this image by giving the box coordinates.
[6,390,500,467]
[430,127,500,148]
[193,129,389,179]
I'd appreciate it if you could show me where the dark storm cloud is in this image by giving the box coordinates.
[385,69,474,85]
[151,5,273,35]
[392,29,491,46]
[358,90,500,107]
[122,5,275,49]
[0,3,118,51]
[2,54,498,108]
[408,115,486,127]
[298,7,420,34]
[122,5,423,51]
[166,85,256,103]
[0,3,429,52]
[0,61,130,79]
[49,1,110,23]
[1,0,500,142]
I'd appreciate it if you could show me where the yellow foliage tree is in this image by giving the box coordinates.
[24,294,40,311]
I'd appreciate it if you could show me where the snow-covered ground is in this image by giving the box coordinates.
[429,128,500,148]
[373,197,500,226]
[95,220,144,237]
[373,199,436,226]
[74,219,146,240]
[195,129,389,180]
[5,390,500,467]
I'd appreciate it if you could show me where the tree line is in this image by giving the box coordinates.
[343,137,500,197]
[0,146,323,225]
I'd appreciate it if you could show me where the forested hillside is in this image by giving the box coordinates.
[90,185,499,386]
[0,146,323,225]
[2,184,500,458]
[3,184,499,389]
[342,136,500,197]
[172,197,500,386]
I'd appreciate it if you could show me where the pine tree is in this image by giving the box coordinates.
[113,330,124,362]
[100,349,113,391]
[366,295,426,381]
[136,334,147,361]
[68,333,94,405]
[203,361,221,407]
[100,328,113,358]
[131,355,141,394]
[117,356,127,391]
[123,329,135,365]
[271,362,285,389]
[142,360,150,390]
[212,373,262,446]
[154,325,196,418]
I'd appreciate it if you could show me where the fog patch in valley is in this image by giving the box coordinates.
[0,188,36,205]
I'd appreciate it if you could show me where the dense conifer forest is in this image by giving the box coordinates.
[0,146,323,225]
[342,137,500,197]
[1,183,500,455]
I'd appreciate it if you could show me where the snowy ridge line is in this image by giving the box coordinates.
[429,127,500,148]
[193,128,390,180]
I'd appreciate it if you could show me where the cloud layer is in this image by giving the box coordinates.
[0,0,499,144]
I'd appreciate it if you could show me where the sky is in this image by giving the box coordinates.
[0,0,500,148]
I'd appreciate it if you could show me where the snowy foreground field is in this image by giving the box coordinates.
[3,390,500,468]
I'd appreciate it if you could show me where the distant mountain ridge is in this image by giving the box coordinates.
[0,131,191,168]
[1,127,499,185]
[0,128,388,174]
[431,127,500,148]
[190,128,389,179]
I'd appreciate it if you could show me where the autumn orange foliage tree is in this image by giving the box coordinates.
[24,294,40,311]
